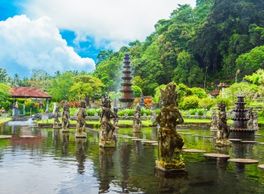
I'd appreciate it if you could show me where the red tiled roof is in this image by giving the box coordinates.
[10,87,51,99]
[210,89,220,97]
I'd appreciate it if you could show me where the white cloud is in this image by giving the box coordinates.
[0,15,95,74]
[22,0,196,49]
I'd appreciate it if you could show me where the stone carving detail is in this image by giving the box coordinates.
[99,95,117,147]
[210,110,218,131]
[247,108,259,131]
[216,103,231,146]
[155,83,185,172]
[113,107,119,128]
[133,104,142,133]
[53,103,60,129]
[75,101,87,138]
[62,102,70,132]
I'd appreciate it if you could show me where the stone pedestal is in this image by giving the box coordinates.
[216,139,231,147]
[155,128,186,175]
[62,128,70,133]
[99,132,116,148]
[155,158,186,175]
[53,124,61,129]
[75,131,87,138]
[75,127,87,138]
[133,124,141,133]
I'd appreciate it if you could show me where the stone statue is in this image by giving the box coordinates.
[253,112,259,131]
[99,95,117,147]
[155,83,185,173]
[210,110,218,131]
[216,103,231,146]
[62,102,70,132]
[75,100,87,138]
[133,104,142,133]
[53,104,60,129]
[247,108,259,131]
[113,107,119,128]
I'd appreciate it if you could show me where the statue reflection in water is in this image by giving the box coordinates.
[99,148,115,193]
[133,132,143,155]
[53,128,60,149]
[120,143,131,193]
[75,138,87,174]
[232,142,254,172]
[61,133,69,156]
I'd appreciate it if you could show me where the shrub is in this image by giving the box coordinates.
[141,108,152,116]
[216,97,232,108]
[190,87,207,98]
[118,109,135,117]
[180,95,199,110]
[199,98,216,109]
[177,83,192,101]
[85,108,101,116]
[153,84,166,103]
[132,85,142,97]
[187,108,207,116]
[258,110,264,118]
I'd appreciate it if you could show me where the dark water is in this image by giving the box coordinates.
[0,125,264,194]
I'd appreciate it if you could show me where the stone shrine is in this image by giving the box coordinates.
[119,54,134,108]
[230,96,258,140]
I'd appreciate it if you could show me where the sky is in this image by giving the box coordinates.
[0,0,196,77]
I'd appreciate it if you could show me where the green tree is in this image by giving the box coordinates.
[70,75,104,100]
[244,69,264,85]
[153,84,166,103]
[173,51,204,85]
[0,83,10,109]
[0,68,9,83]
[48,72,74,101]
[236,46,264,76]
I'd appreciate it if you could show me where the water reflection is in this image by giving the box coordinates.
[120,143,132,193]
[232,142,255,172]
[75,138,87,174]
[53,129,60,149]
[61,133,69,156]
[133,132,143,156]
[0,126,263,194]
[99,148,115,193]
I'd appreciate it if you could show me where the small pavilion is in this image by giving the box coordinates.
[10,87,51,116]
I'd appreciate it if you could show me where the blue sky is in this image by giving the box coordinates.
[0,0,196,77]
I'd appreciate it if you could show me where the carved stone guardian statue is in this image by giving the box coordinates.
[75,100,87,138]
[62,102,70,133]
[113,107,119,129]
[99,95,117,148]
[133,104,142,133]
[216,103,231,146]
[53,103,61,129]
[210,110,218,131]
[247,108,259,131]
[155,83,185,173]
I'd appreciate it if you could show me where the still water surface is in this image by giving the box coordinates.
[0,125,264,194]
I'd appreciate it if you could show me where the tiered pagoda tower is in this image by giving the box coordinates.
[119,54,134,108]
[230,96,256,140]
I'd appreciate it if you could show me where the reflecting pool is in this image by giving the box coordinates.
[0,125,264,194]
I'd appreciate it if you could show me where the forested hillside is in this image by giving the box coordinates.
[95,0,264,95]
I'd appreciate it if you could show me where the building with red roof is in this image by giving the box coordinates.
[10,87,51,99]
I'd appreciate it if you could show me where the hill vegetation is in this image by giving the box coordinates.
[95,0,264,95]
